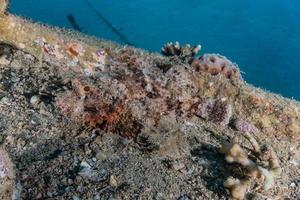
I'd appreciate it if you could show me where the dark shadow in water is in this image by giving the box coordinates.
[191,143,231,198]
[67,14,82,32]
[84,0,133,46]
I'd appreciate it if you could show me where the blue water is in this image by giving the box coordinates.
[9,0,300,100]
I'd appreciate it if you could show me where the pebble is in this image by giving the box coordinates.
[72,195,80,200]
[1,96,11,105]
[83,68,92,76]
[289,158,299,166]
[290,182,296,188]
[30,95,40,106]
[19,43,25,49]
[0,55,10,65]
[173,163,185,171]
[47,191,53,197]
[109,175,118,187]
[178,194,191,200]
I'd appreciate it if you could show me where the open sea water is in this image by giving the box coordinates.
[9,0,300,100]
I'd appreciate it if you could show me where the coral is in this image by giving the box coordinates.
[259,145,282,177]
[223,177,250,200]
[220,137,255,167]
[0,146,15,200]
[191,54,240,79]
[197,99,232,126]
[161,41,201,63]
[232,118,260,134]
[220,133,282,199]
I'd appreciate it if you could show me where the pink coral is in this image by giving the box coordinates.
[192,54,240,79]
[232,118,259,133]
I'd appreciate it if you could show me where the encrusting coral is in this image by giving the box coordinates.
[220,133,282,199]
[197,99,233,126]
[192,54,240,79]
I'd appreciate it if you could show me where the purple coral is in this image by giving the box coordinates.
[197,99,232,126]
[232,118,259,133]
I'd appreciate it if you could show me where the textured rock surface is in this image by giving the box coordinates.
[0,6,300,200]
[0,146,15,200]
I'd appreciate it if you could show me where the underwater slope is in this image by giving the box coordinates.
[9,0,300,100]
[1,2,300,199]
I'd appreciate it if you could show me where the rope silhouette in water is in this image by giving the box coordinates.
[67,14,82,32]
[84,0,133,46]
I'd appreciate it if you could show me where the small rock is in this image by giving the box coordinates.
[18,43,25,49]
[1,96,11,105]
[289,158,299,167]
[79,161,108,181]
[72,195,80,200]
[0,56,10,65]
[290,182,296,188]
[178,194,191,200]
[30,95,40,106]
[47,191,53,198]
[173,163,185,171]
[109,175,118,187]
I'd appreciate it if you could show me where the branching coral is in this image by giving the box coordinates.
[192,54,240,79]
[220,134,282,199]
[161,41,201,63]
[223,177,250,200]
[0,146,15,200]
